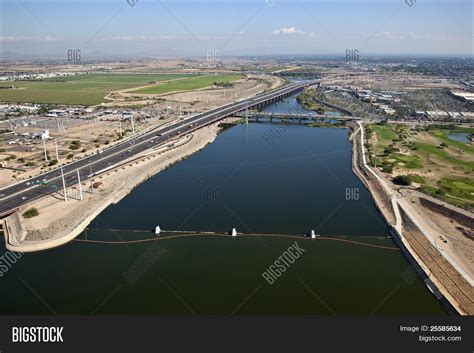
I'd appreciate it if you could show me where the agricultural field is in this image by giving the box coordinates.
[0,73,195,105]
[367,123,474,210]
[131,74,244,95]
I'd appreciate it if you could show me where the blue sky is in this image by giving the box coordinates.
[1,0,472,58]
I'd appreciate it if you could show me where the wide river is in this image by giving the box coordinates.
[0,96,445,314]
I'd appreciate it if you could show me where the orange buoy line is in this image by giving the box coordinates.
[242,234,399,250]
[73,232,400,251]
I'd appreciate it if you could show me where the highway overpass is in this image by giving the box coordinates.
[0,80,318,214]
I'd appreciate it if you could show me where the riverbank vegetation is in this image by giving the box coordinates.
[297,89,327,114]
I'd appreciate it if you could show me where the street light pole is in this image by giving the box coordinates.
[55,138,59,161]
[77,169,83,201]
[61,166,68,202]
[42,137,48,162]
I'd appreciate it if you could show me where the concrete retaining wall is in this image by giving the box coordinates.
[3,212,26,247]
[419,197,474,230]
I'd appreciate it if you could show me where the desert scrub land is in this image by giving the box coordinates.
[367,122,474,210]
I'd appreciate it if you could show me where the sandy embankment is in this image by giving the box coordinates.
[7,124,222,252]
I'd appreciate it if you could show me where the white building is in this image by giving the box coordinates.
[41,130,50,139]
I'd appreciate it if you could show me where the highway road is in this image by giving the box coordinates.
[0,80,317,214]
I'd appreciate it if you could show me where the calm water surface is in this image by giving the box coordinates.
[448,132,470,143]
[0,97,445,314]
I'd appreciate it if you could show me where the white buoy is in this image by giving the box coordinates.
[231,228,237,237]
[310,230,316,239]
[155,226,161,235]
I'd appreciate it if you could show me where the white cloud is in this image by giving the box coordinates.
[273,27,306,35]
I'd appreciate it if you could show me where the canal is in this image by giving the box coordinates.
[0,96,445,314]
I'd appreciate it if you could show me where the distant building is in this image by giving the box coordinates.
[360,94,376,103]
[379,105,396,115]
[450,90,474,102]
[426,111,450,120]
[460,112,474,121]
[46,109,67,117]
[447,112,462,119]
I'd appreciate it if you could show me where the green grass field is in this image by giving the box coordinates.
[369,123,474,210]
[429,128,474,155]
[421,178,474,209]
[131,74,244,95]
[415,142,474,170]
[0,73,195,105]
[371,124,398,145]
[391,153,423,169]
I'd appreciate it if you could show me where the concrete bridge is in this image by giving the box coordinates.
[235,112,359,121]
[273,71,321,78]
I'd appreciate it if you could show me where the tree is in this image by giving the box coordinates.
[392,175,412,186]
[23,208,39,218]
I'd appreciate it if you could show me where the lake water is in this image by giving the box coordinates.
[0,97,445,315]
[448,132,470,143]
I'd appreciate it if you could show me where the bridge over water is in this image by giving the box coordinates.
[235,112,359,121]
[0,80,319,215]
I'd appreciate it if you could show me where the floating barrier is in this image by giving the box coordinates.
[73,231,400,251]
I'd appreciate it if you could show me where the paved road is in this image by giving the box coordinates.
[0,80,317,214]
